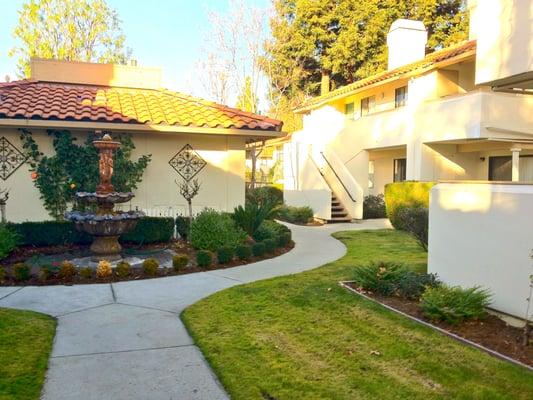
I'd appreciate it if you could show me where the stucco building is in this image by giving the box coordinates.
[284,0,533,221]
[0,59,283,222]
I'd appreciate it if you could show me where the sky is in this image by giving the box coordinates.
[0,0,271,101]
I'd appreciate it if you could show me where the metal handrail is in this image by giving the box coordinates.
[320,152,357,203]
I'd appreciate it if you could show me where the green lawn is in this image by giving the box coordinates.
[0,308,56,400]
[182,230,533,400]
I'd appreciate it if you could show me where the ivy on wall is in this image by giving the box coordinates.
[20,129,151,220]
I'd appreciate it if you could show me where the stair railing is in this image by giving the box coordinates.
[319,151,357,203]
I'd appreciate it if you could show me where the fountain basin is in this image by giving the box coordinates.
[75,191,135,204]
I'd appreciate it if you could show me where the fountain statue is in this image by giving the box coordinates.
[66,133,144,261]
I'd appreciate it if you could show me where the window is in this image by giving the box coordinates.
[489,155,533,181]
[360,95,376,116]
[344,102,354,119]
[368,160,375,189]
[393,158,407,182]
[395,86,408,108]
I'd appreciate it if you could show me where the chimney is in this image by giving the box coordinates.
[320,71,330,95]
[387,19,428,70]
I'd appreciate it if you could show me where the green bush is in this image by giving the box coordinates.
[142,258,159,276]
[352,261,411,296]
[235,244,252,260]
[172,254,189,271]
[7,221,90,246]
[233,200,280,237]
[363,194,386,219]
[79,267,93,279]
[121,217,175,244]
[196,250,212,268]
[396,270,440,300]
[278,232,292,247]
[278,205,313,224]
[384,181,436,229]
[217,246,234,264]
[395,206,429,250]
[0,266,6,282]
[263,238,277,253]
[246,186,283,206]
[420,286,492,325]
[252,242,266,257]
[12,263,31,282]
[190,209,247,251]
[0,223,19,260]
[253,220,288,242]
[175,216,191,240]
[115,261,132,278]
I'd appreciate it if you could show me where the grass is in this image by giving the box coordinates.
[0,308,56,400]
[182,230,533,400]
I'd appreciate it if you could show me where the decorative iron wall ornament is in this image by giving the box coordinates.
[169,144,206,181]
[0,136,26,181]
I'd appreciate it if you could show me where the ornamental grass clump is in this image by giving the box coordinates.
[38,264,58,282]
[12,263,31,282]
[172,254,189,271]
[420,285,492,325]
[196,250,212,268]
[115,261,132,278]
[96,260,113,279]
[235,244,252,261]
[142,258,159,276]
[352,261,410,296]
[79,267,93,279]
[217,246,234,264]
[58,261,77,280]
[0,265,6,282]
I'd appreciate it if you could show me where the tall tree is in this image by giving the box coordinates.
[10,0,131,77]
[265,0,469,97]
[235,76,258,113]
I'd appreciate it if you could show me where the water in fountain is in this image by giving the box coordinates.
[66,134,144,261]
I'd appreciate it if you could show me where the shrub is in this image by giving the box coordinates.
[0,266,5,282]
[12,263,31,282]
[172,254,189,271]
[420,285,492,325]
[278,232,292,248]
[121,217,175,244]
[263,238,277,253]
[142,258,159,276]
[253,220,288,242]
[217,246,234,264]
[233,201,280,237]
[278,205,313,224]
[0,223,19,260]
[384,181,436,229]
[115,261,132,278]
[190,209,247,251]
[38,264,60,282]
[235,244,252,260]
[352,261,410,296]
[7,221,90,246]
[396,271,440,300]
[252,242,266,257]
[79,267,93,279]
[363,194,386,219]
[96,260,113,278]
[196,250,212,268]
[395,206,429,250]
[246,186,283,206]
[175,216,191,240]
[58,261,77,280]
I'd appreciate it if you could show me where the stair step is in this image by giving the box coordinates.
[328,217,352,223]
[332,206,344,211]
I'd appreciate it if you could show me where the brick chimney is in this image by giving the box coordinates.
[387,19,428,70]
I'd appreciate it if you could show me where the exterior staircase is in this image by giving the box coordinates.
[329,194,352,223]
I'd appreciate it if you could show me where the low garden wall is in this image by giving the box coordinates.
[428,182,533,318]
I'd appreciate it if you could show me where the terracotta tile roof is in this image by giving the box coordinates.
[295,39,477,113]
[0,81,283,132]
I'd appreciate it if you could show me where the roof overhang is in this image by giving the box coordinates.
[0,118,285,139]
[487,71,533,95]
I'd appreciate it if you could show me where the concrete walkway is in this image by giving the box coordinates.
[0,219,390,400]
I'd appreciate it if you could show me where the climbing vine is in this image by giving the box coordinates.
[20,129,151,220]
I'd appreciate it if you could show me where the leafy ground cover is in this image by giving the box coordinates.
[0,308,56,400]
[182,230,533,400]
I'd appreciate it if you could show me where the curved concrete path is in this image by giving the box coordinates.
[0,219,390,400]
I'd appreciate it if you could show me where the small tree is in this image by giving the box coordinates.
[177,179,201,226]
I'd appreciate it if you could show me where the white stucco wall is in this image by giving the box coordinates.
[428,182,533,318]
[0,127,246,222]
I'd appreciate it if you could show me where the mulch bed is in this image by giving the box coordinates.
[0,240,295,286]
[344,282,533,368]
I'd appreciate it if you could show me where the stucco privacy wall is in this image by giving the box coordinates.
[0,128,246,222]
[428,182,533,318]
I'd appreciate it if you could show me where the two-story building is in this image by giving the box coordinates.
[284,0,533,221]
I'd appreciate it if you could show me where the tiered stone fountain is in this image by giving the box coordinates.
[66,134,144,261]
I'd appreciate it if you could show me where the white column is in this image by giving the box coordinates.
[511,148,521,182]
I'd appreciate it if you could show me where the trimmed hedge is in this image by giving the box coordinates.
[190,209,247,251]
[9,217,174,247]
[384,181,436,229]
[278,205,313,224]
[246,186,283,206]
